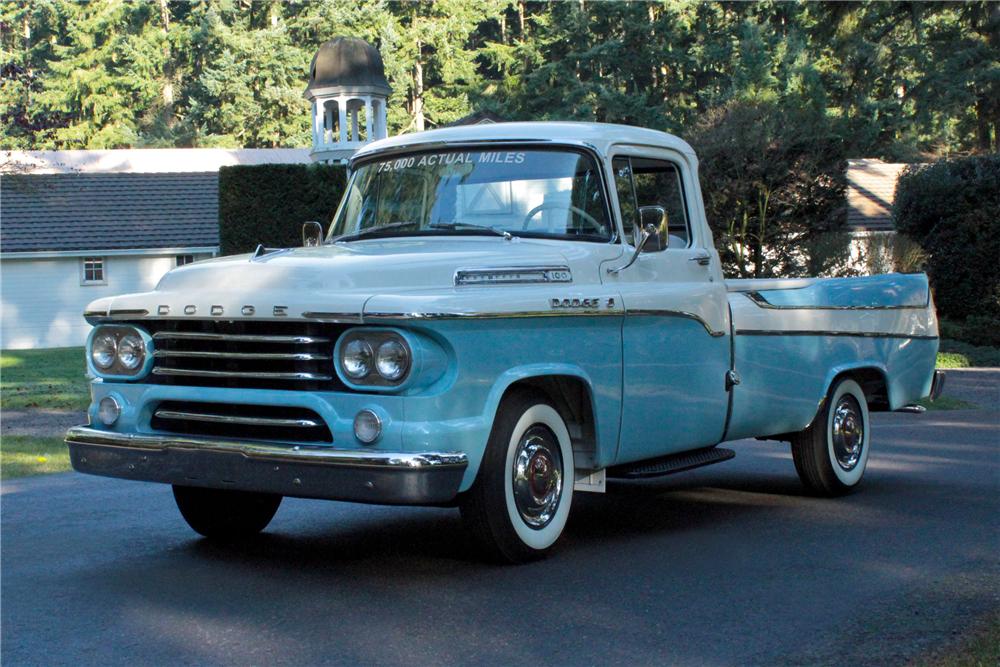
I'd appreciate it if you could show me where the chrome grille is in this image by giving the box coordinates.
[140,320,348,391]
[151,401,333,442]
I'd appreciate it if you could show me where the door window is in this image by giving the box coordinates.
[612,156,691,248]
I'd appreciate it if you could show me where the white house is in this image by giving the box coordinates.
[0,148,310,349]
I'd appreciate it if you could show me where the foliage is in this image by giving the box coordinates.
[218,163,346,255]
[893,155,1000,320]
[939,316,1000,349]
[688,100,848,278]
[937,339,1000,368]
[1,2,997,154]
[0,347,90,410]
[0,436,72,480]
[861,233,928,276]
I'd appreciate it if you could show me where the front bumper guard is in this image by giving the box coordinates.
[65,426,468,505]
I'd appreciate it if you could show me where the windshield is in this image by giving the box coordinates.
[327,148,613,242]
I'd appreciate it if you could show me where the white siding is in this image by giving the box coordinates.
[1,253,210,349]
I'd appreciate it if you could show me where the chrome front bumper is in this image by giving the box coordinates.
[65,426,468,505]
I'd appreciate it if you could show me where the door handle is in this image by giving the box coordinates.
[689,252,711,266]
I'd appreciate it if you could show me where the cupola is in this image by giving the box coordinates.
[304,37,391,163]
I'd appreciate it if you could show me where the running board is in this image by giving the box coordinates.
[608,447,736,479]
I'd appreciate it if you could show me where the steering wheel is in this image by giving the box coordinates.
[521,203,605,235]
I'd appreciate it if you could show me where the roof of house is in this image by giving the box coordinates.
[1,172,220,254]
[4,147,310,174]
[846,159,911,232]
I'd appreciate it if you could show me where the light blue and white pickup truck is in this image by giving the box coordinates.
[67,122,943,562]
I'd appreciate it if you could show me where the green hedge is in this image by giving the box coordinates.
[218,164,347,255]
[893,155,1000,321]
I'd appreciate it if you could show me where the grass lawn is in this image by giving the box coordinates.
[1,436,71,479]
[0,347,90,411]
[917,615,1000,667]
[916,396,979,411]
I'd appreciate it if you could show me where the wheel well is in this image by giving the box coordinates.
[501,376,598,469]
[836,368,890,412]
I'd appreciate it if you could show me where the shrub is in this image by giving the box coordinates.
[688,101,848,278]
[861,233,928,275]
[893,155,1000,320]
[218,164,347,255]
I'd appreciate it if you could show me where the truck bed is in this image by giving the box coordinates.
[723,273,938,442]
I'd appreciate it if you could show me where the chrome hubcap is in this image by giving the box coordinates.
[512,425,563,529]
[832,395,864,471]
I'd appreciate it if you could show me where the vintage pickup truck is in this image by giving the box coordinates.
[67,122,943,562]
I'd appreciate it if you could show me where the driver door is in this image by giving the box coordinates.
[604,148,731,464]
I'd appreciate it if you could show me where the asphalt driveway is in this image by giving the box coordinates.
[2,371,997,666]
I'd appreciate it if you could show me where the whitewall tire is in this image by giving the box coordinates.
[460,390,574,562]
[792,377,871,496]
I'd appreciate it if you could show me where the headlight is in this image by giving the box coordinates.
[91,333,117,370]
[117,333,145,370]
[87,325,151,379]
[341,339,374,379]
[376,339,409,381]
[338,330,411,386]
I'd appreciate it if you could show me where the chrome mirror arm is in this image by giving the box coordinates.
[607,225,653,275]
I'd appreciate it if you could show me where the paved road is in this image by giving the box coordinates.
[3,372,998,666]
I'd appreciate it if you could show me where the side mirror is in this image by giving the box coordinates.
[302,221,323,247]
[637,205,668,251]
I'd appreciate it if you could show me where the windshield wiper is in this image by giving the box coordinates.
[333,221,419,243]
[429,222,513,240]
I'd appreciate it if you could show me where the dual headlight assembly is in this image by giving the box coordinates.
[87,325,151,379]
[336,330,415,387]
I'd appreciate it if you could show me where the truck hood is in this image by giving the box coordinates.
[91,238,621,320]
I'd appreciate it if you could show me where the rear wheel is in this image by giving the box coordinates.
[173,485,282,539]
[460,390,574,563]
[791,377,871,496]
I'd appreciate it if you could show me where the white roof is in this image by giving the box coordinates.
[4,148,311,174]
[353,121,696,161]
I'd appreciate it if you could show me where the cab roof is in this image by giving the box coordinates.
[351,121,696,164]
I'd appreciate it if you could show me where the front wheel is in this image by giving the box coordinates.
[173,485,282,540]
[791,377,871,496]
[460,390,574,563]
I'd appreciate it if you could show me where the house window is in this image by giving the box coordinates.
[80,257,106,285]
[176,254,195,266]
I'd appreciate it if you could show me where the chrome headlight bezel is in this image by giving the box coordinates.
[86,325,153,380]
[336,329,413,388]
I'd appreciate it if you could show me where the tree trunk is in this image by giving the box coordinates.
[158,0,174,127]
[413,44,425,132]
[975,96,993,153]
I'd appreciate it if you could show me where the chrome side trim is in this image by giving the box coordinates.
[624,309,727,337]
[65,426,468,469]
[745,291,931,311]
[152,367,334,381]
[152,332,329,344]
[108,309,149,318]
[365,309,622,321]
[454,265,573,286]
[154,409,322,428]
[153,350,330,361]
[301,311,364,323]
[735,329,938,340]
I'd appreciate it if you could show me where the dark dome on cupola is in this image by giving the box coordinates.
[304,36,391,99]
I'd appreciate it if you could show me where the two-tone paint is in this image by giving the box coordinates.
[69,122,940,502]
